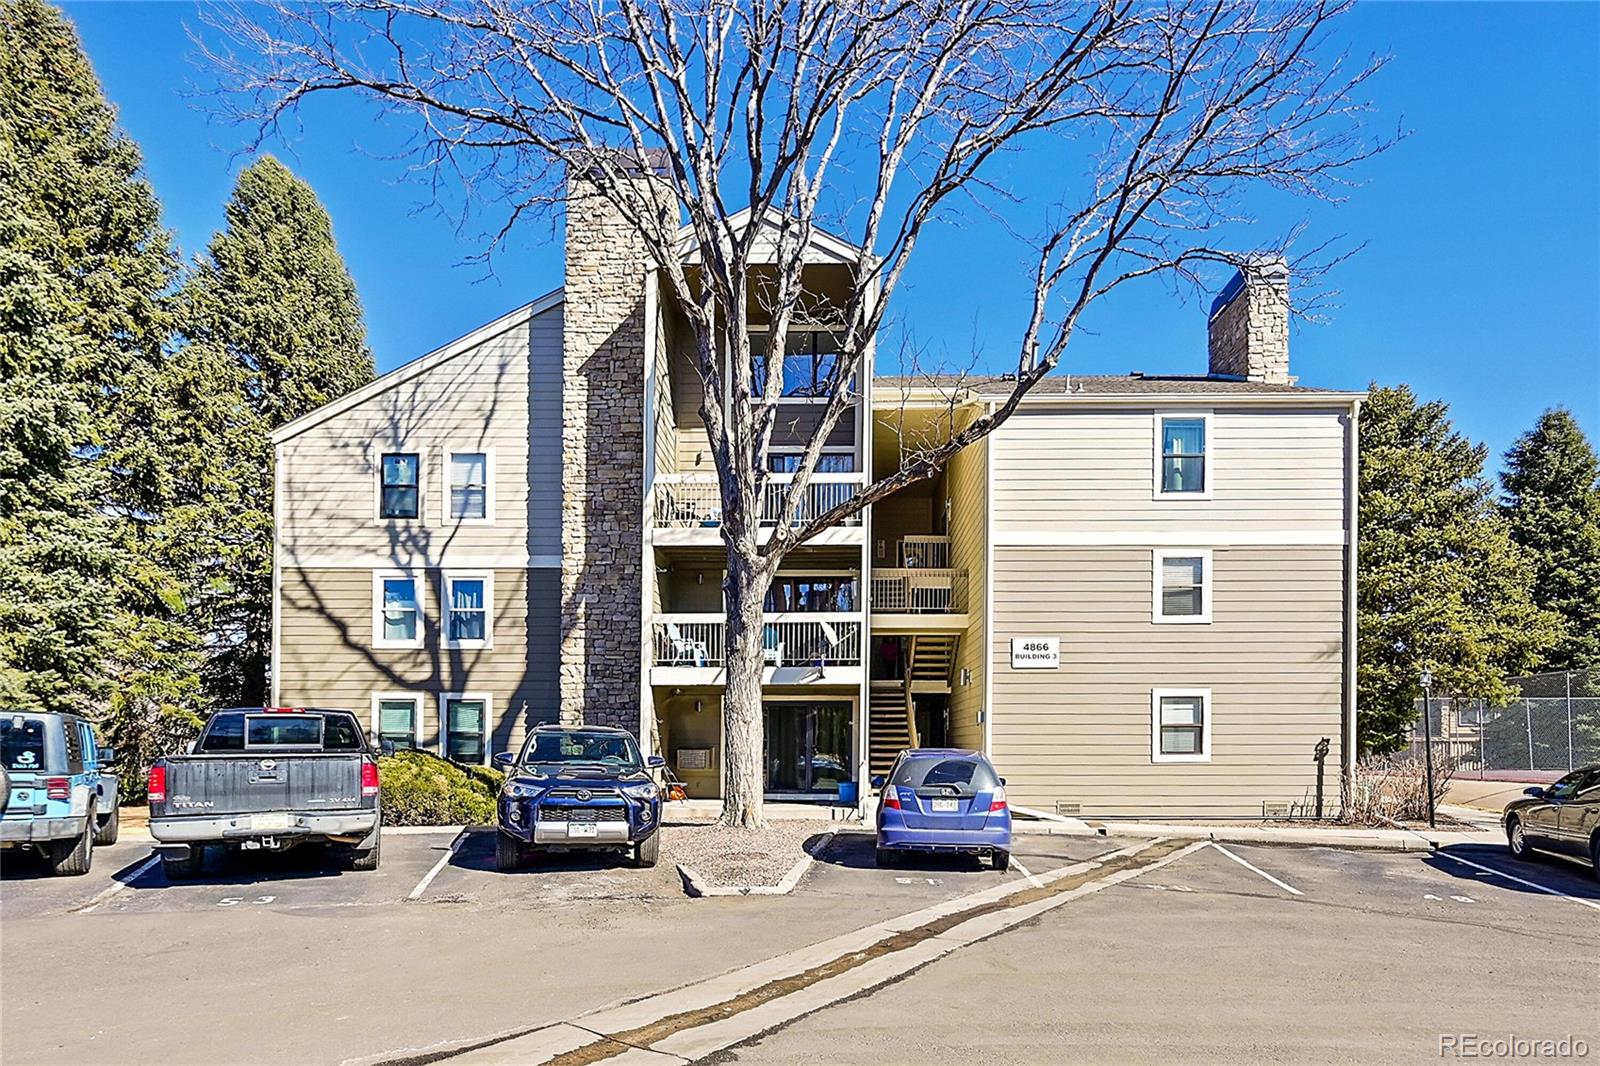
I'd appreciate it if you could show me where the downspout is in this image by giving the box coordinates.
[1342,398,1362,811]
[270,444,283,707]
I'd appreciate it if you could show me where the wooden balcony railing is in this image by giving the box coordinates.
[869,568,969,613]
[652,613,863,668]
[654,473,866,529]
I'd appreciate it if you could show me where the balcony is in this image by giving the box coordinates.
[653,473,866,545]
[870,536,969,631]
[650,613,864,687]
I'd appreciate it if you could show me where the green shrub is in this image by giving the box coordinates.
[379,750,504,826]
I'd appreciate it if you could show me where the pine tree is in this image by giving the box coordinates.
[175,156,375,704]
[1500,408,1600,671]
[0,0,193,718]
[1357,384,1560,754]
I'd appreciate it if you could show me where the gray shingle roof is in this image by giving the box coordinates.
[873,373,1352,397]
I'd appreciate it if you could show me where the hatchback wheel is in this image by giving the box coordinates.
[1506,816,1534,860]
[990,849,1010,872]
[874,847,896,868]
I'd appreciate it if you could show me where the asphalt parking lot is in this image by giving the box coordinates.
[2,829,1595,1066]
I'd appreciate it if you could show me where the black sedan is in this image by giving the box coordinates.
[1502,764,1600,878]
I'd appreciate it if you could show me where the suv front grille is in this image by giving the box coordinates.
[538,805,627,822]
[545,786,622,800]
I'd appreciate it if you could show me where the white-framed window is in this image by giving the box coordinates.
[440,692,490,764]
[443,448,494,524]
[441,572,493,648]
[1151,688,1212,763]
[1152,549,1213,624]
[372,693,422,751]
[1153,411,1212,499]
[372,571,424,649]
[377,450,424,519]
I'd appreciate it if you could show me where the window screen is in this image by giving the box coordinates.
[445,699,485,763]
[381,453,420,518]
[449,452,488,519]
[378,699,418,750]
[1160,556,1205,617]
[447,579,487,642]
[1158,696,1205,755]
[1160,418,1206,493]
[381,578,419,642]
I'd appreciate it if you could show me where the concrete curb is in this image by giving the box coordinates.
[677,831,835,897]
[1002,819,1499,853]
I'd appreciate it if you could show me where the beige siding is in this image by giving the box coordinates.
[277,566,560,757]
[670,318,711,472]
[277,304,563,566]
[653,288,678,478]
[946,435,988,751]
[991,406,1348,536]
[989,545,1345,818]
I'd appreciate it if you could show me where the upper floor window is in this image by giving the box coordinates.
[1152,550,1212,624]
[374,573,423,648]
[443,573,492,648]
[446,450,491,522]
[768,450,856,473]
[752,331,844,399]
[1157,415,1209,496]
[765,575,857,613]
[380,453,421,518]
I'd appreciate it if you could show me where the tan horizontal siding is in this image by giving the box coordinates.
[277,303,562,564]
[991,406,1350,537]
[277,567,560,759]
[947,430,987,752]
[989,545,1345,819]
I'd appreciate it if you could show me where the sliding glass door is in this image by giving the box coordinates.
[763,701,853,794]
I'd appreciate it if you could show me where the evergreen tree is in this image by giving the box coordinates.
[175,156,374,704]
[1357,384,1559,754]
[0,0,194,720]
[1500,408,1600,670]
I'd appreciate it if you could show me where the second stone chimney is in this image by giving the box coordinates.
[1207,256,1290,384]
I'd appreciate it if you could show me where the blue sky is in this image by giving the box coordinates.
[63,1,1599,469]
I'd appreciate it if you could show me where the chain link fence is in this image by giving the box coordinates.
[1408,668,1600,779]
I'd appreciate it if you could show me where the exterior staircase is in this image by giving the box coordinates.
[868,681,916,783]
[907,633,959,690]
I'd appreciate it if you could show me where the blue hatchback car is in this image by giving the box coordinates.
[873,748,1011,870]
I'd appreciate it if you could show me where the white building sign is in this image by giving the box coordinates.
[1010,637,1060,670]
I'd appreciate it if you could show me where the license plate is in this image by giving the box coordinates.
[931,799,959,813]
[251,812,292,832]
[567,822,598,838]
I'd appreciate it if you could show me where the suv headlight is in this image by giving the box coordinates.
[504,781,542,800]
[623,782,658,801]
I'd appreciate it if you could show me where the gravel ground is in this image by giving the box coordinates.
[667,820,837,888]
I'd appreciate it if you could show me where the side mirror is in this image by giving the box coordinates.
[645,754,666,769]
[1524,786,1546,798]
[870,775,886,789]
[99,745,117,765]
[492,751,516,771]
[380,739,397,757]
[999,777,1007,787]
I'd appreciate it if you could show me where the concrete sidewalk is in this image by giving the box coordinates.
[1004,818,1500,853]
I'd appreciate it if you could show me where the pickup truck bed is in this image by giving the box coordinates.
[148,708,382,877]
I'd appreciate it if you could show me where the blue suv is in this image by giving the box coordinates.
[492,726,665,871]
[2,712,121,875]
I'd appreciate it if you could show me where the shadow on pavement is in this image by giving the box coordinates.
[1426,843,1600,900]
[811,831,991,874]
[129,844,361,888]
[448,828,647,876]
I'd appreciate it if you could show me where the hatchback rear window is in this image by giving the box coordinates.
[890,755,998,794]
[1,718,48,772]
[245,716,323,748]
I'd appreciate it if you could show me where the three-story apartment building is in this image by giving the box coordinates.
[272,176,1362,819]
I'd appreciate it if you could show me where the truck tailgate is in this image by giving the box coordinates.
[163,755,366,817]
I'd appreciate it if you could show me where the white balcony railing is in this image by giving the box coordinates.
[898,535,951,568]
[654,473,865,529]
[652,613,863,668]
[870,568,969,613]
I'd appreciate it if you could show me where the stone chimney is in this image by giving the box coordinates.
[558,154,671,732]
[1207,256,1291,384]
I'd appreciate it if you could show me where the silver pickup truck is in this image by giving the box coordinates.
[148,708,382,878]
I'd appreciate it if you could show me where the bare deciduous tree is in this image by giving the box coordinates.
[213,0,1388,826]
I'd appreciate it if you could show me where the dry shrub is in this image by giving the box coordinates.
[1347,757,1454,825]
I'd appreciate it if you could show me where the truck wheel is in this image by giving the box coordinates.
[634,829,660,869]
[347,831,381,872]
[495,831,525,872]
[46,814,94,877]
[162,850,202,880]
[93,805,120,845]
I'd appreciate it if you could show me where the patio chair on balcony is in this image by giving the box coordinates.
[762,625,784,668]
[665,623,710,667]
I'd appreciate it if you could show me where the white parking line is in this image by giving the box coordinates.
[1434,851,1600,913]
[76,854,160,914]
[407,832,466,901]
[1207,842,1304,897]
[1009,856,1043,889]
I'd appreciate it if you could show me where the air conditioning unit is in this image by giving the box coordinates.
[1054,801,1081,817]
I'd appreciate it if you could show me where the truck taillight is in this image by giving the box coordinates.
[882,786,901,810]
[360,760,380,797]
[45,777,69,800]
[147,765,167,803]
[989,787,1008,813]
